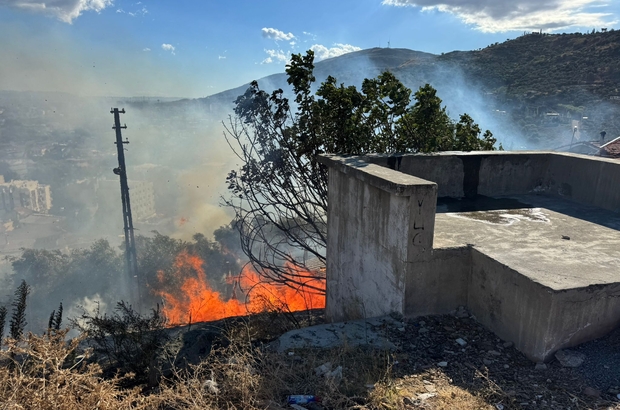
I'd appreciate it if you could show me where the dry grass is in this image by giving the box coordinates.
[0,330,147,409]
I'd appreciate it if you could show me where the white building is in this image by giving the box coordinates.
[0,176,53,213]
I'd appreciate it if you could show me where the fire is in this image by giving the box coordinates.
[156,251,325,325]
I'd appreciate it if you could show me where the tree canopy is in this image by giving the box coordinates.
[224,50,497,291]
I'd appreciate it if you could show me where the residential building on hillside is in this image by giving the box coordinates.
[0,176,52,214]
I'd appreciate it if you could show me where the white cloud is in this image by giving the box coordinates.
[143,47,151,51]
[310,43,362,61]
[128,6,146,16]
[382,0,617,32]
[161,43,175,55]
[218,55,226,60]
[261,49,288,64]
[262,27,296,41]
[1,0,113,23]
[302,31,317,38]
[115,4,147,16]
[263,50,287,64]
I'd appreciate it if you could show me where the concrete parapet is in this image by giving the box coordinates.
[318,155,437,322]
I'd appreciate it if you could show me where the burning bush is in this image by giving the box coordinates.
[156,250,325,325]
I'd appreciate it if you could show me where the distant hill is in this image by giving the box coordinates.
[142,30,620,147]
[439,30,620,104]
[192,30,620,108]
[185,48,433,108]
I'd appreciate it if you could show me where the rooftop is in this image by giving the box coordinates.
[434,194,620,290]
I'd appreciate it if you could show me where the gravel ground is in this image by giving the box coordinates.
[379,308,620,409]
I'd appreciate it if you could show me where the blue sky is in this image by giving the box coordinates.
[1,0,619,98]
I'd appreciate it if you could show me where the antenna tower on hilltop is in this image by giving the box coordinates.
[111,108,140,307]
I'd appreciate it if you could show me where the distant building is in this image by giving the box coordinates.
[599,136,620,158]
[0,177,53,214]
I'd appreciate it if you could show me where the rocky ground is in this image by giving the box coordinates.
[379,309,620,409]
[264,307,620,409]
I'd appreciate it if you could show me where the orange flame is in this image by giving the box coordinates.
[155,251,325,325]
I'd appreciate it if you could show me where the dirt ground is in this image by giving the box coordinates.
[375,311,620,410]
[244,308,620,409]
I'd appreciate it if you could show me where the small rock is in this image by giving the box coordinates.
[419,328,429,334]
[314,362,332,377]
[535,363,547,370]
[583,387,600,398]
[503,341,514,348]
[454,306,469,318]
[495,404,505,410]
[503,364,510,369]
[437,361,448,367]
[419,321,426,326]
[365,384,375,390]
[417,392,437,400]
[617,393,620,400]
[555,350,586,368]
[455,338,467,346]
[326,366,343,381]
[483,359,493,366]
[488,350,502,356]
[398,327,405,332]
[561,235,570,240]
[424,384,437,393]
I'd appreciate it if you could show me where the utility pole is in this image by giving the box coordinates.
[111,108,140,308]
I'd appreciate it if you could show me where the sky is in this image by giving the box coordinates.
[1,0,619,98]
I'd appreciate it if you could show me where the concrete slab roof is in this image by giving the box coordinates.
[434,194,620,291]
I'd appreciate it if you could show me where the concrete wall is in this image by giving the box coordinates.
[319,156,436,322]
[467,248,556,362]
[545,154,620,212]
[367,152,620,213]
[404,246,470,316]
[467,248,620,361]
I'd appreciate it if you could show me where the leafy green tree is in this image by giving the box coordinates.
[224,50,496,290]
[453,114,497,151]
[12,249,70,287]
[397,84,454,152]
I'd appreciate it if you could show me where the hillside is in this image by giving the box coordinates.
[139,30,620,147]
[441,30,620,103]
[194,30,620,107]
